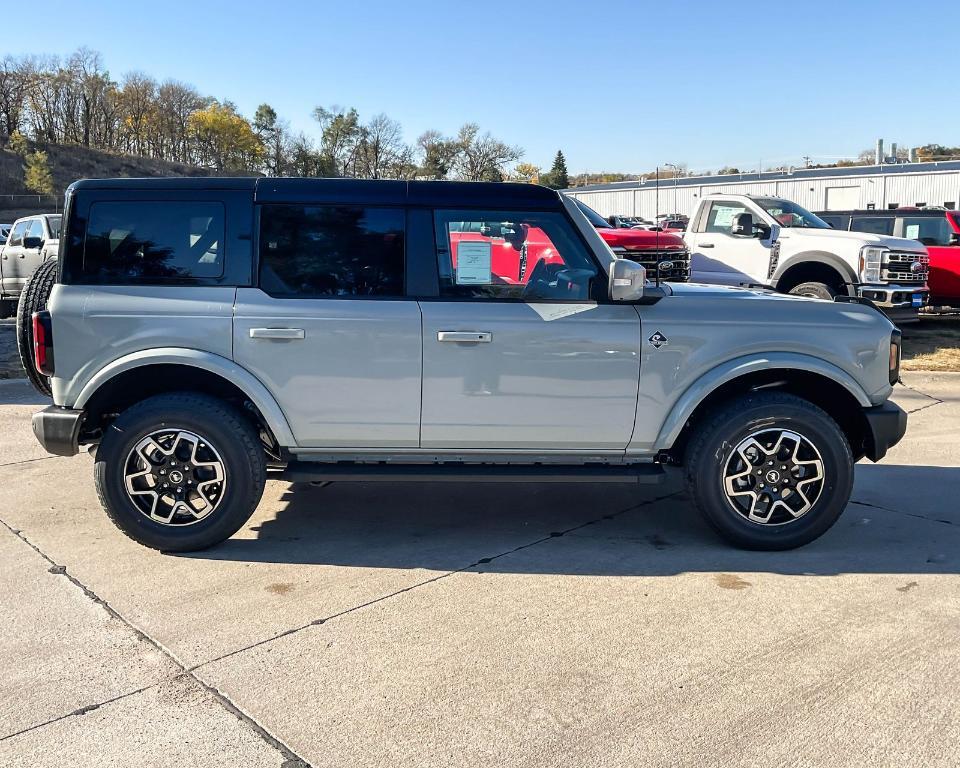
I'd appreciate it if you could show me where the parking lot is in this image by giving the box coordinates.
[1,358,958,766]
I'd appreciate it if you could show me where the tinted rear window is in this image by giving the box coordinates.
[850,216,894,236]
[80,201,225,283]
[258,205,405,298]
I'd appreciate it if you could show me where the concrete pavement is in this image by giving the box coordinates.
[0,374,958,767]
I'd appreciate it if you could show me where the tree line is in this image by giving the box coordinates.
[0,48,567,185]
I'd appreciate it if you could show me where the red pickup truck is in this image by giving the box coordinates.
[571,199,689,281]
[817,208,960,306]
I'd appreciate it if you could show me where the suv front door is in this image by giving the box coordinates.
[688,200,772,286]
[419,209,641,451]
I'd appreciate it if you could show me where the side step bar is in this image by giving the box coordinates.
[279,461,665,484]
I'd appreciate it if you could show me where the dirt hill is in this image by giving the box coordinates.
[1,142,247,219]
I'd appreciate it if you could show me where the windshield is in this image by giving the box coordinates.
[755,198,829,229]
[46,215,62,239]
[573,198,612,229]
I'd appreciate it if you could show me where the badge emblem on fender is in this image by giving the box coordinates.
[648,331,669,349]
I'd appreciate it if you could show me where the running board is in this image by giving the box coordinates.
[279,461,665,484]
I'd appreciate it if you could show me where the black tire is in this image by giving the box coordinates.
[16,258,58,397]
[788,281,838,301]
[685,391,853,550]
[94,392,267,552]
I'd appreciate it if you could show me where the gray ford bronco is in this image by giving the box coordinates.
[27,177,907,552]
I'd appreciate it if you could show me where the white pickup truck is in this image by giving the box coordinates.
[685,194,929,322]
[0,213,61,317]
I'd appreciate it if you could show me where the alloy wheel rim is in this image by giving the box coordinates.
[722,428,825,525]
[123,429,226,526]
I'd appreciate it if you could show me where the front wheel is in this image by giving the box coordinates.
[94,392,267,552]
[788,281,838,301]
[685,392,853,550]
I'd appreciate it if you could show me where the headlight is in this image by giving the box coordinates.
[859,246,886,284]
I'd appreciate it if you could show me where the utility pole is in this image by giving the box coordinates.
[665,162,680,217]
[802,155,811,168]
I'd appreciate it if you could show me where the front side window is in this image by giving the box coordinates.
[900,216,952,247]
[754,198,829,229]
[46,215,61,239]
[8,220,28,247]
[704,201,750,234]
[27,219,45,240]
[850,216,894,236]
[259,205,404,298]
[82,201,225,283]
[434,209,598,301]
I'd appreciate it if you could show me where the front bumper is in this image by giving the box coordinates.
[858,283,928,322]
[32,406,84,457]
[862,400,908,462]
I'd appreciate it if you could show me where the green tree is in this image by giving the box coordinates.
[23,150,54,194]
[545,150,569,189]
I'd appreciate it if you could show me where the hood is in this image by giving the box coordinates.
[779,227,923,251]
[597,227,686,250]
[666,281,804,301]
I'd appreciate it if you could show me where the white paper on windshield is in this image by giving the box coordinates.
[905,224,920,240]
[712,206,738,228]
[527,303,597,321]
[455,241,492,284]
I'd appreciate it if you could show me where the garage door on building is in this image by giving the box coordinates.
[825,186,860,210]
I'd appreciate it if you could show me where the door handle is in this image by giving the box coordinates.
[18,253,26,258]
[249,327,305,340]
[437,331,492,343]
[700,243,715,248]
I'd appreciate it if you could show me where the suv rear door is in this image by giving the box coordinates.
[234,197,422,448]
[418,207,640,450]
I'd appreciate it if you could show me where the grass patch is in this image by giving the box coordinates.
[901,313,960,371]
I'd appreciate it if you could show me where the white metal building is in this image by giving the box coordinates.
[564,161,960,220]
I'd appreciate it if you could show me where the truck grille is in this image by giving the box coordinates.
[881,251,929,284]
[613,248,690,282]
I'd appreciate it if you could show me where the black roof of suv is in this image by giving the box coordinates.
[68,177,564,210]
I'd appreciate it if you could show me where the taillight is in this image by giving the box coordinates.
[32,311,54,376]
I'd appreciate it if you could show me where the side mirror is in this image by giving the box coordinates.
[23,236,44,250]
[951,233,960,246]
[609,258,646,302]
[754,222,771,239]
[731,213,754,236]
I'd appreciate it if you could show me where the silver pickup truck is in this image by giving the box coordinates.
[27,177,906,553]
[0,213,61,317]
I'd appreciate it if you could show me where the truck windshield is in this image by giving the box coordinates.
[573,198,613,229]
[755,198,829,229]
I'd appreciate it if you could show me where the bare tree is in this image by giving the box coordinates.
[454,123,522,181]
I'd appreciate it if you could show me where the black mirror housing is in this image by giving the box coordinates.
[23,236,44,250]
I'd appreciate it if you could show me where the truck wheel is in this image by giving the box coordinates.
[94,392,267,552]
[16,259,58,397]
[685,391,853,550]
[788,281,837,301]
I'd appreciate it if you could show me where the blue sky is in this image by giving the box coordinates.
[4,0,954,174]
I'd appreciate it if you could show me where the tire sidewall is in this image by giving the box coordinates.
[691,400,853,550]
[96,401,263,551]
[788,281,837,301]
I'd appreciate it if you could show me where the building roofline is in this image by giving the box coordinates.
[565,160,960,194]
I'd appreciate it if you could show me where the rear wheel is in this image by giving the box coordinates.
[685,391,853,550]
[94,392,267,552]
[16,258,58,397]
[788,281,838,301]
